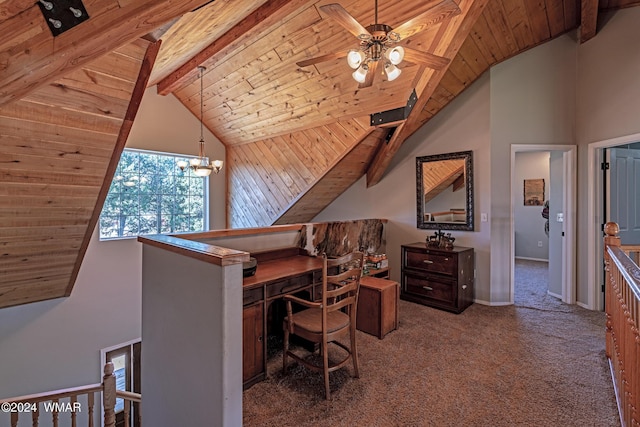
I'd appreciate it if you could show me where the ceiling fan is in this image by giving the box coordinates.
[297,0,461,88]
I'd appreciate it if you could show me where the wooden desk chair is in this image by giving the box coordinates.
[282,251,364,399]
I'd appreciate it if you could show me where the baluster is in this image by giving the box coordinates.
[124,399,130,427]
[52,398,59,427]
[103,363,116,427]
[32,402,39,426]
[70,395,77,427]
[88,392,95,427]
[10,411,18,427]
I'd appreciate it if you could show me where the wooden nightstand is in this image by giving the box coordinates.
[357,276,399,339]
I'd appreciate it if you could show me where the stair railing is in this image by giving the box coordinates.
[604,222,640,427]
[0,362,141,427]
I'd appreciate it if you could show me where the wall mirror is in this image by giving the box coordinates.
[416,150,474,231]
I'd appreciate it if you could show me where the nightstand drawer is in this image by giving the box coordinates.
[404,249,456,276]
[404,274,455,304]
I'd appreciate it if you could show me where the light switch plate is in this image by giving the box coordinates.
[556,213,564,222]
[481,213,488,222]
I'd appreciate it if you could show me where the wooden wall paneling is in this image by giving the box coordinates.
[157,0,316,95]
[501,0,536,50]
[254,140,303,195]
[481,2,519,59]
[524,0,552,41]
[245,142,294,207]
[564,0,580,28]
[0,101,122,138]
[230,144,281,219]
[261,139,307,189]
[149,0,267,85]
[446,50,481,89]
[0,0,211,106]
[544,0,570,37]
[456,37,491,77]
[468,12,507,63]
[274,128,383,224]
[270,135,316,184]
[0,0,38,22]
[22,85,130,120]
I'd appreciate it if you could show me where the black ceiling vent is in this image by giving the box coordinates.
[370,89,418,127]
[37,0,90,37]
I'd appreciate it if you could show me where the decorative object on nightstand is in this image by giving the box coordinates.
[426,229,455,249]
[401,243,474,313]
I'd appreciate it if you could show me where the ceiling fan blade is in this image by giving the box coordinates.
[359,60,379,88]
[392,0,462,40]
[402,47,450,70]
[296,51,347,68]
[319,3,371,39]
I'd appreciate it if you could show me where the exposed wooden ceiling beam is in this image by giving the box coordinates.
[0,0,210,106]
[366,0,490,187]
[580,0,599,43]
[156,0,312,96]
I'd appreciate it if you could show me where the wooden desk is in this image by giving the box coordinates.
[242,253,322,389]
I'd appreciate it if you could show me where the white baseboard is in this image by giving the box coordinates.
[514,256,549,263]
[473,299,512,306]
[547,290,562,299]
[576,301,590,310]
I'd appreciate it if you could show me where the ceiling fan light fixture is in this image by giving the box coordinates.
[384,62,401,81]
[347,49,365,69]
[353,64,368,83]
[385,46,404,65]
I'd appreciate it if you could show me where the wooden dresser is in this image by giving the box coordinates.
[400,243,474,314]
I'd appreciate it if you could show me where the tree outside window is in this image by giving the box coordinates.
[100,149,207,240]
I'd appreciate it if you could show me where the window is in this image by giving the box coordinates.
[100,149,207,240]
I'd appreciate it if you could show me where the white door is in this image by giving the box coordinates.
[607,147,640,244]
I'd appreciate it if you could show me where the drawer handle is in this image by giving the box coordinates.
[422,286,433,291]
[422,260,434,264]
[462,285,467,290]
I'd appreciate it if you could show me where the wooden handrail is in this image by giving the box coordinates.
[603,222,640,427]
[1,362,142,427]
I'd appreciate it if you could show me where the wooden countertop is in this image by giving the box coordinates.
[243,255,322,288]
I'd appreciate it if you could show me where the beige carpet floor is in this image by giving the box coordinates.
[243,259,620,426]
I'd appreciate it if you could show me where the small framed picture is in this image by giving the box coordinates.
[524,179,545,206]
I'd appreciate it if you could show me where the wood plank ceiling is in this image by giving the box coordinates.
[1,0,639,308]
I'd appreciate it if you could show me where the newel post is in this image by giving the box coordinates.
[103,362,116,427]
[604,222,621,250]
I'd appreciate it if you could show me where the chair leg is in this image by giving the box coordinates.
[323,339,330,400]
[350,322,359,378]
[283,326,290,374]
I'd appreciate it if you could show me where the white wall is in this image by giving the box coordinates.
[0,87,226,404]
[576,7,640,304]
[141,246,242,426]
[514,151,550,260]
[314,73,493,303]
[489,33,576,303]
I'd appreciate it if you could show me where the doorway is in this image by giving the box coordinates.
[510,145,576,304]
[587,132,640,310]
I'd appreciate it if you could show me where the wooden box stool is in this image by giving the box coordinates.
[357,276,399,339]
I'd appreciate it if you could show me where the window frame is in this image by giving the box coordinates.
[99,148,209,241]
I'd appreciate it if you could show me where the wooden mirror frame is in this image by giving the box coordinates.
[416,150,474,231]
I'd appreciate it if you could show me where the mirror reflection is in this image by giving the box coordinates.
[416,151,474,231]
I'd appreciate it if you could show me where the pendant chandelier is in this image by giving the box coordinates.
[177,66,223,177]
